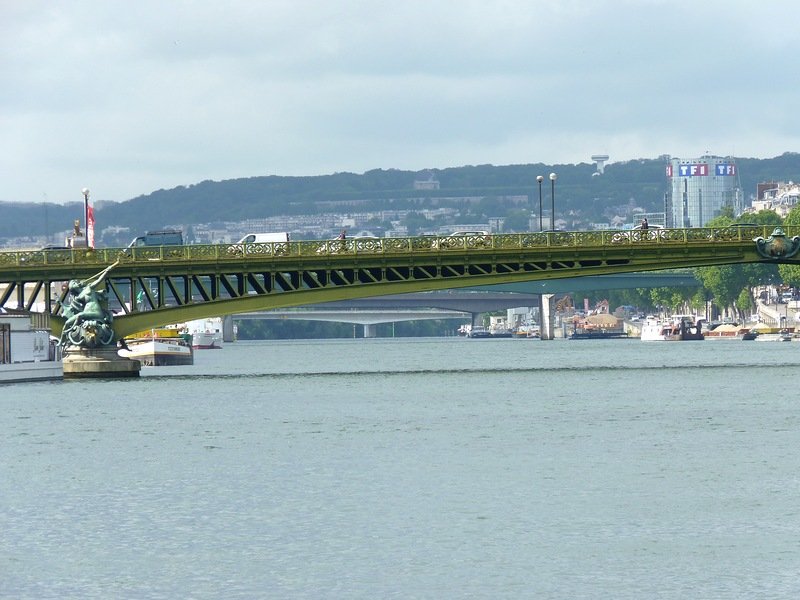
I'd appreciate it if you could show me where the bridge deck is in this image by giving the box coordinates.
[0,226,794,338]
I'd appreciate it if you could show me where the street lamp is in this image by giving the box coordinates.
[549,172,557,230]
[536,175,544,231]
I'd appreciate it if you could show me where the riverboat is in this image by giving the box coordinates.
[184,317,224,349]
[703,323,751,339]
[570,313,628,340]
[640,315,704,341]
[0,310,62,383]
[118,327,194,366]
[569,330,629,340]
[467,326,492,338]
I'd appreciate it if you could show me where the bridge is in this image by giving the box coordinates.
[1,226,797,340]
[235,308,472,338]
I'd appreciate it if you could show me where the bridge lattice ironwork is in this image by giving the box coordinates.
[0,226,796,338]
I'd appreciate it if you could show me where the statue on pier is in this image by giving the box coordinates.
[59,261,119,349]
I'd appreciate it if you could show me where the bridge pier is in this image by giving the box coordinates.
[363,323,377,338]
[62,347,141,378]
[222,315,236,342]
[540,294,555,340]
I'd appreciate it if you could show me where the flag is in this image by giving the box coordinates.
[86,198,95,248]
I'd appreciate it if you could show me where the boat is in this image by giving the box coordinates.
[118,327,194,366]
[703,323,751,339]
[640,315,704,341]
[569,330,629,340]
[488,317,514,338]
[466,326,492,338]
[184,317,224,349]
[513,324,540,338]
[779,328,793,342]
[1,310,62,383]
[569,313,629,340]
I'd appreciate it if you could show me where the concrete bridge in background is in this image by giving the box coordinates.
[225,272,702,339]
[234,308,472,338]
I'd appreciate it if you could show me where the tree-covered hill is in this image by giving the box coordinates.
[2,153,799,241]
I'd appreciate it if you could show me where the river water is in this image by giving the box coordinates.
[2,337,800,599]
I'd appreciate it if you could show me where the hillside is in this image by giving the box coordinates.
[2,153,799,244]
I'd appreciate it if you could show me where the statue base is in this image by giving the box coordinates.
[63,346,141,379]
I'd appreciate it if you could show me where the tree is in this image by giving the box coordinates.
[748,209,783,227]
[401,212,431,235]
[502,209,530,232]
[778,205,800,287]
[694,214,782,317]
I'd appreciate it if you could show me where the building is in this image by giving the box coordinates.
[413,172,440,190]
[749,181,800,218]
[664,155,743,227]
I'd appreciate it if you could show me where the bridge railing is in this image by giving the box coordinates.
[0,225,787,267]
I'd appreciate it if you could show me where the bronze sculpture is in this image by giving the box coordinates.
[59,261,118,349]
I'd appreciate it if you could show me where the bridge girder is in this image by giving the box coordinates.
[0,227,793,339]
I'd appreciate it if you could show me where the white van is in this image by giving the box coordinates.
[236,232,290,244]
[229,232,291,256]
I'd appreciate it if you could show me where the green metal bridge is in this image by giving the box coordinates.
[1,226,797,340]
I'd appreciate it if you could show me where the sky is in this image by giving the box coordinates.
[3,0,800,204]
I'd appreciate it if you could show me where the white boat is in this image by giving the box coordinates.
[640,315,704,341]
[0,310,63,383]
[118,327,193,366]
[488,318,514,338]
[184,317,223,349]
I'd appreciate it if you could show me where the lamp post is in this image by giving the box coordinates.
[536,175,544,231]
[549,172,557,230]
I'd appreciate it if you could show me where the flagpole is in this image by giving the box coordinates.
[82,188,89,236]
[82,187,93,248]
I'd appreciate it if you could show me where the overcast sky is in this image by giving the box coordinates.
[3,0,799,204]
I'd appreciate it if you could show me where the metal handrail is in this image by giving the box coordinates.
[0,225,784,267]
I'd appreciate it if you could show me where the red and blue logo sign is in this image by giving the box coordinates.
[678,164,709,177]
[715,164,736,176]
[667,163,736,177]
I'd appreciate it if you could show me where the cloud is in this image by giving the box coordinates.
[2,0,800,203]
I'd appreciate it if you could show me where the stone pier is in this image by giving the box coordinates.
[540,294,556,340]
[63,347,141,378]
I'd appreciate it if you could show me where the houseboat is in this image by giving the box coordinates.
[0,310,62,383]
